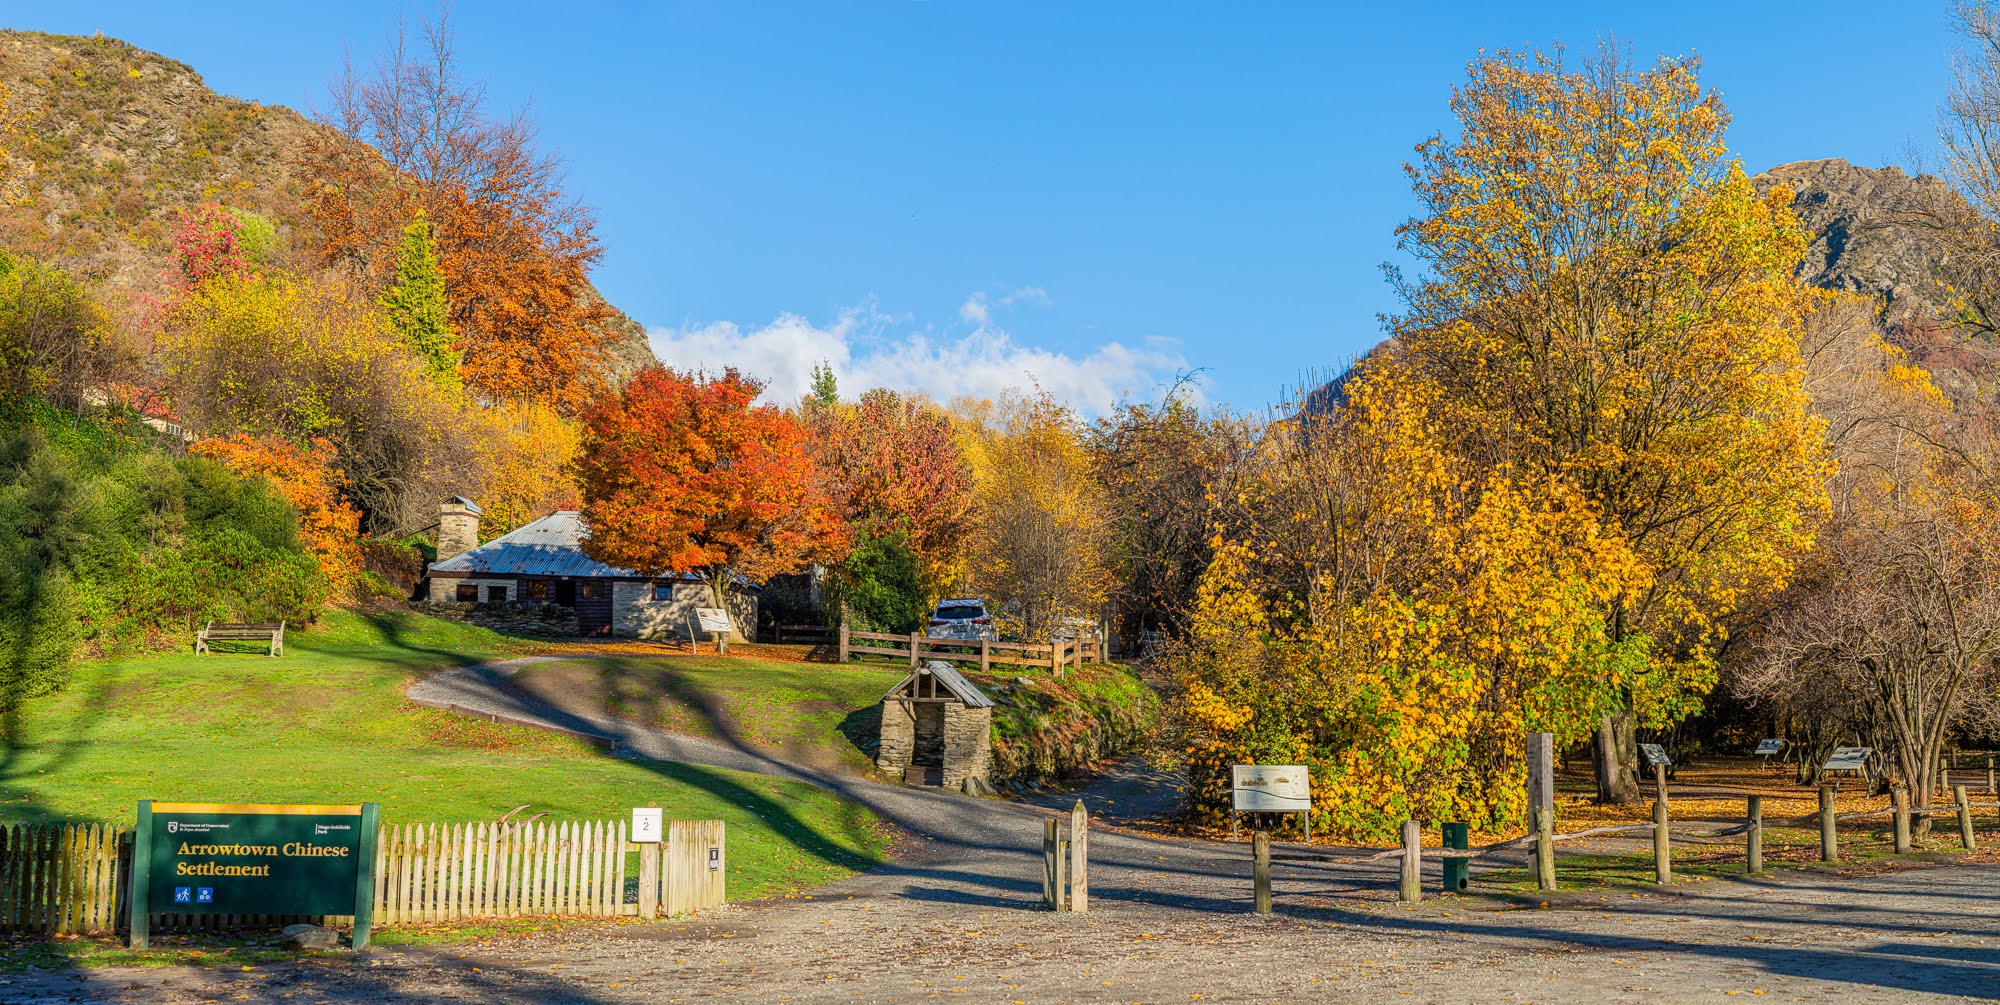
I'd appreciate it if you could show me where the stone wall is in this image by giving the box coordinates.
[876,700,916,773]
[940,703,994,789]
[436,577,517,604]
[416,600,580,637]
[612,580,758,641]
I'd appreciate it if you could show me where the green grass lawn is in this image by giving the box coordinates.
[513,655,909,771]
[0,609,891,903]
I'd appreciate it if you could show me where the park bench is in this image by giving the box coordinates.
[195,620,285,657]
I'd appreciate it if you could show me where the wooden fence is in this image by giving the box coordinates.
[0,817,725,936]
[839,626,1101,676]
[0,823,124,935]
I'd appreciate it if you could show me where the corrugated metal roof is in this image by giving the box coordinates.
[426,511,760,590]
[428,512,632,577]
[884,660,995,708]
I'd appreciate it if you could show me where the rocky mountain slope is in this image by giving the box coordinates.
[1753,158,1998,404]
[0,30,653,376]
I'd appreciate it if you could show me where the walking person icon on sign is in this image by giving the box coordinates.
[173,886,191,903]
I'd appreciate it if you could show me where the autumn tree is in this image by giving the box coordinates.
[806,388,977,606]
[959,391,1110,639]
[0,255,113,414]
[191,434,365,592]
[577,367,845,627]
[379,210,459,391]
[157,269,475,533]
[1090,384,1253,645]
[473,400,582,536]
[1392,46,1830,803]
[1168,362,1652,838]
[302,9,618,410]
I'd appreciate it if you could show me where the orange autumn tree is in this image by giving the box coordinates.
[190,434,365,592]
[577,367,846,615]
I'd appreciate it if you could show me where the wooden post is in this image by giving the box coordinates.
[1054,837,1068,912]
[1746,795,1763,874]
[1653,763,1669,814]
[1892,788,1911,853]
[980,638,991,674]
[1534,807,1556,891]
[1252,830,1271,915]
[1070,800,1089,914]
[1652,799,1670,885]
[1987,755,1995,795]
[909,631,921,667]
[637,838,660,919]
[1956,785,1976,851]
[1399,820,1421,905]
[1819,786,1838,862]
[1042,819,1058,909]
[838,623,850,663]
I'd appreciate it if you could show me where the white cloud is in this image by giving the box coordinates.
[647,293,1183,415]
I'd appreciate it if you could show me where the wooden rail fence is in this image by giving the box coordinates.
[0,817,725,936]
[839,625,1101,676]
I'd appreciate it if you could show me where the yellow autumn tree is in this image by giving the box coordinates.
[1171,363,1652,839]
[1390,45,1830,803]
[958,390,1111,639]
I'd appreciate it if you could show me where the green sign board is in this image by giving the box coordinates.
[131,801,378,950]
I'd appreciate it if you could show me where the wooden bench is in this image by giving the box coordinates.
[195,620,285,657]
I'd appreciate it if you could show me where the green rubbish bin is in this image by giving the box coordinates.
[1441,822,1469,893]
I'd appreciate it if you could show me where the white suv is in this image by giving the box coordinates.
[926,598,995,640]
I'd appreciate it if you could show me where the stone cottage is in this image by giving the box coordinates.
[876,661,995,790]
[424,504,758,641]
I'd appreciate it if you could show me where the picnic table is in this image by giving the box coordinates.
[195,620,285,657]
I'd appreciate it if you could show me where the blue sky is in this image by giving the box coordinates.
[6,3,1965,413]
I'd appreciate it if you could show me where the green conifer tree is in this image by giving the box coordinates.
[379,211,459,390]
[808,360,838,408]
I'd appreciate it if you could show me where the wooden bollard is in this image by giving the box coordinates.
[1892,788,1912,853]
[1252,830,1272,915]
[1070,800,1090,914]
[1987,755,1995,795]
[1819,786,1838,862]
[1654,763,1670,814]
[1042,818,1059,909]
[1399,820,1421,905]
[1534,806,1557,891]
[1055,837,1069,910]
[1652,800,1670,885]
[1957,785,1976,851]
[1746,795,1763,874]
[838,622,850,663]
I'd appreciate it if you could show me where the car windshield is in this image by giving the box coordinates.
[935,605,983,621]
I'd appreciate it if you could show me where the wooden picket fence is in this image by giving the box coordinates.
[0,823,125,935]
[0,817,726,936]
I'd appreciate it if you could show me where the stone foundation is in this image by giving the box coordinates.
[876,700,916,773]
[941,703,994,789]
[416,600,581,637]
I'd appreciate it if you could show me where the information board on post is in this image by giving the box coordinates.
[130,801,378,950]
[694,608,733,633]
[1639,743,1672,769]
[1231,765,1311,812]
[1823,747,1872,772]
[1754,738,1786,756]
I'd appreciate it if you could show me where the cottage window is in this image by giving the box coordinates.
[455,583,477,602]
[486,585,509,604]
[653,583,674,601]
[579,580,608,600]
[526,580,549,600]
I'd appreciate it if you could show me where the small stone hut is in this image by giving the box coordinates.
[876,661,994,790]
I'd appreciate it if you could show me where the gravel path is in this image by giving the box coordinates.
[13,656,1998,1002]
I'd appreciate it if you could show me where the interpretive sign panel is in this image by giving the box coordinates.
[1824,747,1872,772]
[1754,739,1786,756]
[131,801,378,949]
[694,608,732,633]
[1231,765,1311,812]
[1639,743,1672,769]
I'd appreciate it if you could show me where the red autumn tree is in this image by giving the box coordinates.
[804,388,976,599]
[577,367,846,610]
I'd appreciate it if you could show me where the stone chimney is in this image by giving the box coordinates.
[437,496,482,562]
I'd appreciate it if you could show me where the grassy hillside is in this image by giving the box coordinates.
[515,652,1158,783]
[0,609,890,900]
